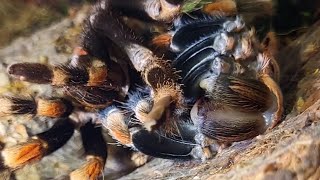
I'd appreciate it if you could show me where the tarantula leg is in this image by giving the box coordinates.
[90,4,183,129]
[257,54,283,128]
[7,63,52,84]
[111,0,181,22]
[0,118,75,170]
[131,128,195,160]
[70,122,107,180]
[100,107,133,147]
[8,61,108,86]
[259,74,283,128]
[100,101,196,159]
[125,47,182,128]
[100,107,150,166]
[0,96,73,118]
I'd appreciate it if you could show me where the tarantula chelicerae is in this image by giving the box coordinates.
[0,0,283,179]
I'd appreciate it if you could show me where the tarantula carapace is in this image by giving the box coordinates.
[0,0,283,179]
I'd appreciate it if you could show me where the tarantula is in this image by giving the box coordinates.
[0,0,283,179]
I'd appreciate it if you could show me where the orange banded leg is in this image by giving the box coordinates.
[8,60,108,86]
[70,122,107,180]
[0,118,75,170]
[0,96,73,118]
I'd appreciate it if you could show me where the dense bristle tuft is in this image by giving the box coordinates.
[151,33,172,48]
[87,60,108,86]
[52,65,89,86]
[101,108,132,146]
[70,156,104,180]
[1,139,45,170]
[0,97,36,116]
[36,98,73,118]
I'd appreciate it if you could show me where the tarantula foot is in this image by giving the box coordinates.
[131,152,149,167]
[70,156,105,180]
[191,145,216,161]
[8,58,110,87]
[0,139,46,170]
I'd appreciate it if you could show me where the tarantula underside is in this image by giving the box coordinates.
[0,0,283,179]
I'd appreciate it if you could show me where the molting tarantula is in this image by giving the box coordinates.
[0,0,283,179]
